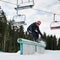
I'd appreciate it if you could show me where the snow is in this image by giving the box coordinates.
[0,50,60,60]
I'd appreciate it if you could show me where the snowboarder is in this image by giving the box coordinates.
[27,20,43,42]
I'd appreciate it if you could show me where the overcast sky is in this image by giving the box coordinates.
[0,0,60,38]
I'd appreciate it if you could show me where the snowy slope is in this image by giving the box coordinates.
[0,50,60,60]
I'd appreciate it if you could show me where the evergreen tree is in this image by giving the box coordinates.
[18,25,25,38]
[57,38,60,50]
[0,9,8,51]
[46,35,52,50]
[0,21,2,50]
[53,35,57,50]
[46,35,57,50]
[50,35,54,50]
[43,32,47,42]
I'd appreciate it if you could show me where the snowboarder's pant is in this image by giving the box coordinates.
[29,32,39,42]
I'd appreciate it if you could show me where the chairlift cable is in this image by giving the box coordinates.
[32,8,60,15]
[0,0,17,5]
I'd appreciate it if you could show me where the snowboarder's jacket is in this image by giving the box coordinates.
[27,22,43,38]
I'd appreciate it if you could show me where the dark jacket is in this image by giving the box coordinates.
[27,22,43,37]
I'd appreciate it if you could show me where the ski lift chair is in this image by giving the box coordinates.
[11,14,26,27]
[50,21,60,29]
[50,13,60,30]
[15,0,34,10]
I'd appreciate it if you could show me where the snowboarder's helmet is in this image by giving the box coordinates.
[36,21,41,25]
